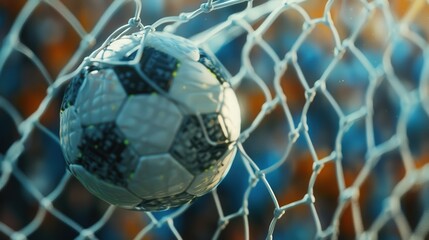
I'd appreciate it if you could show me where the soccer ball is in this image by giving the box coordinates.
[59,31,241,211]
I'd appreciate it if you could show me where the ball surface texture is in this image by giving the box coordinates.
[59,31,241,211]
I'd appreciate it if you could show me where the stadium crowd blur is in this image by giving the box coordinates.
[1,0,429,239]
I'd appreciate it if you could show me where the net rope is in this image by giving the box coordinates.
[1,0,429,239]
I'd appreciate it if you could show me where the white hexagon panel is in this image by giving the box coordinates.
[116,94,183,155]
[96,35,141,60]
[75,69,127,126]
[217,87,241,141]
[128,154,194,199]
[168,59,223,114]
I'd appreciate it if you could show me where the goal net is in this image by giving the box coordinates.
[1,0,429,239]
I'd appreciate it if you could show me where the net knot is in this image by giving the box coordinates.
[179,13,189,21]
[288,130,299,142]
[247,33,258,43]
[128,17,141,28]
[334,40,348,58]
[273,208,285,219]
[274,61,287,74]
[312,161,323,173]
[318,227,335,239]
[46,85,55,95]
[143,25,155,33]
[79,229,95,240]
[340,187,359,202]
[313,80,326,91]
[339,117,349,129]
[302,21,315,31]
[241,206,250,216]
[285,51,297,63]
[304,89,316,101]
[41,198,53,210]
[304,193,316,204]
[80,35,96,48]
[218,218,229,229]
[262,100,276,113]
[255,170,265,179]
[383,197,400,215]
[200,2,214,13]
[249,175,259,187]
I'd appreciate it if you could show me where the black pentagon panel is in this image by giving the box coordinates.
[61,70,85,111]
[139,47,178,91]
[170,113,230,175]
[115,47,179,94]
[114,65,156,94]
[76,122,137,186]
[135,192,195,211]
[198,49,228,84]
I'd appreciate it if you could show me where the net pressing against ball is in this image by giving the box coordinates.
[1,0,429,239]
[60,31,240,211]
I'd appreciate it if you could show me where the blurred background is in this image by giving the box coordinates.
[1,0,429,239]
